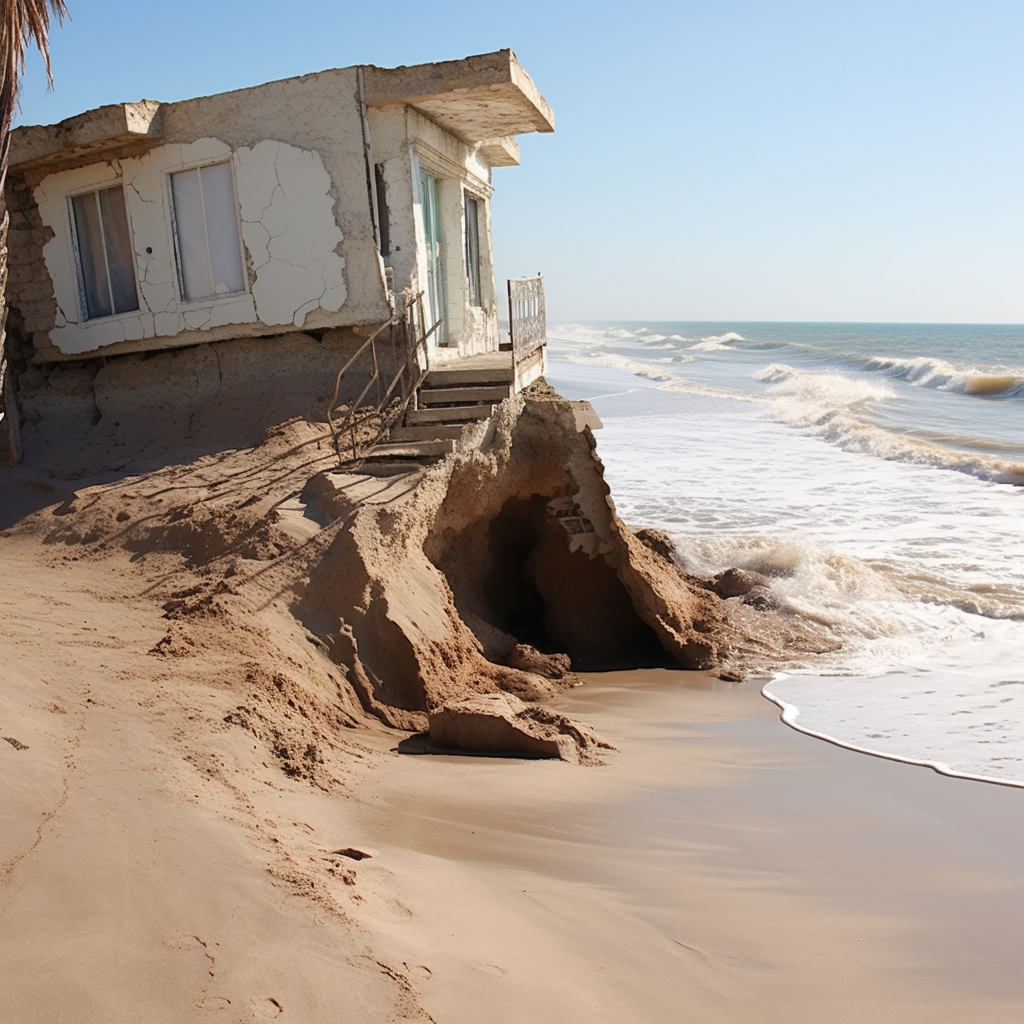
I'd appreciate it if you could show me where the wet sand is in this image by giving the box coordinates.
[350,670,1024,1023]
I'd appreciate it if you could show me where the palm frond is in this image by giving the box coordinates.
[0,0,68,192]
[1,1,69,129]
[2,0,69,84]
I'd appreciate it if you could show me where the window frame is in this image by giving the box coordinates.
[166,158,248,306]
[66,179,141,322]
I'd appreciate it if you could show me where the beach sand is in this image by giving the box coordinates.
[1,431,1021,1022]
[3,538,1021,1024]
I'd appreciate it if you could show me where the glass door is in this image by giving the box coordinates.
[419,171,447,346]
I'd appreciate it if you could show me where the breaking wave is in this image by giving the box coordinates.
[753,364,1024,485]
[853,354,1024,399]
[689,332,746,351]
[670,532,1023,675]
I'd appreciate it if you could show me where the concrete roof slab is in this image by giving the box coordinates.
[363,49,554,142]
[9,101,164,173]
[7,50,552,176]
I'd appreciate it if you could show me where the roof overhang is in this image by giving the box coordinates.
[6,50,552,179]
[9,101,164,175]
[363,49,554,144]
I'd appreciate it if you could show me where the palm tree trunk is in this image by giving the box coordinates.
[1,66,21,464]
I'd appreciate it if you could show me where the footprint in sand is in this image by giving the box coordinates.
[193,995,231,1012]
[251,996,284,1019]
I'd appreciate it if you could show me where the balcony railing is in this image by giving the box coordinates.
[507,274,546,378]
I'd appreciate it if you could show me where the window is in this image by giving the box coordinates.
[70,185,139,320]
[418,170,447,343]
[170,162,245,302]
[464,194,482,308]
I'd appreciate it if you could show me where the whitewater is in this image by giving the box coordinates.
[544,322,1024,787]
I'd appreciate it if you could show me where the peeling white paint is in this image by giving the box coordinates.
[35,137,347,355]
[235,140,346,328]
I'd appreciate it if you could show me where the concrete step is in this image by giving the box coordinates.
[405,404,495,426]
[390,424,466,442]
[425,364,513,387]
[418,384,511,406]
[364,439,456,460]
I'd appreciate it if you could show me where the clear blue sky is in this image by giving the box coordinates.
[15,0,1023,323]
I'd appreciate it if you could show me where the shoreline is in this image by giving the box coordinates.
[762,677,1024,790]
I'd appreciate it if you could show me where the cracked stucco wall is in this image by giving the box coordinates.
[236,140,347,329]
[16,68,391,362]
[14,67,505,364]
[34,137,347,356]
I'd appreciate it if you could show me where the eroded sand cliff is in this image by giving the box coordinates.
[6,380,835,770]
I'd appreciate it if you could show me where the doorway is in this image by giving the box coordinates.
[418,171,447,346]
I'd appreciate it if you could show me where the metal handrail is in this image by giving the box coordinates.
[326,291,439,468]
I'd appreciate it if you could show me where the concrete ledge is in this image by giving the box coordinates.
[478,136,521,167]
[10,101,164,173]
[364,49,555,142]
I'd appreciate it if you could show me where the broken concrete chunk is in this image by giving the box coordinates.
[718,668,746,683]
[428,692,613,764]
[571,403,603,433]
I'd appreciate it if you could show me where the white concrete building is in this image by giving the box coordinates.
[5,50,553,371]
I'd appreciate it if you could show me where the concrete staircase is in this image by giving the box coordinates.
[366,356,513,462]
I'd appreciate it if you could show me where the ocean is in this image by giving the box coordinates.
[544,322,1024,787]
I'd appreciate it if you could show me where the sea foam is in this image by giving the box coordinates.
[548,321,1024,786]
[670,533,985,675]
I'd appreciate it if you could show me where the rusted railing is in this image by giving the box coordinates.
[326,291,439,467]
[507,274,546,375]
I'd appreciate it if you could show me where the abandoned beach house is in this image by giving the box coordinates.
[2,50,553,464]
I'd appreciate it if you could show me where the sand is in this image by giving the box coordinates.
[3,526,1021,1024]
[349,672,1024,1023]
[2,415,1022,1022]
